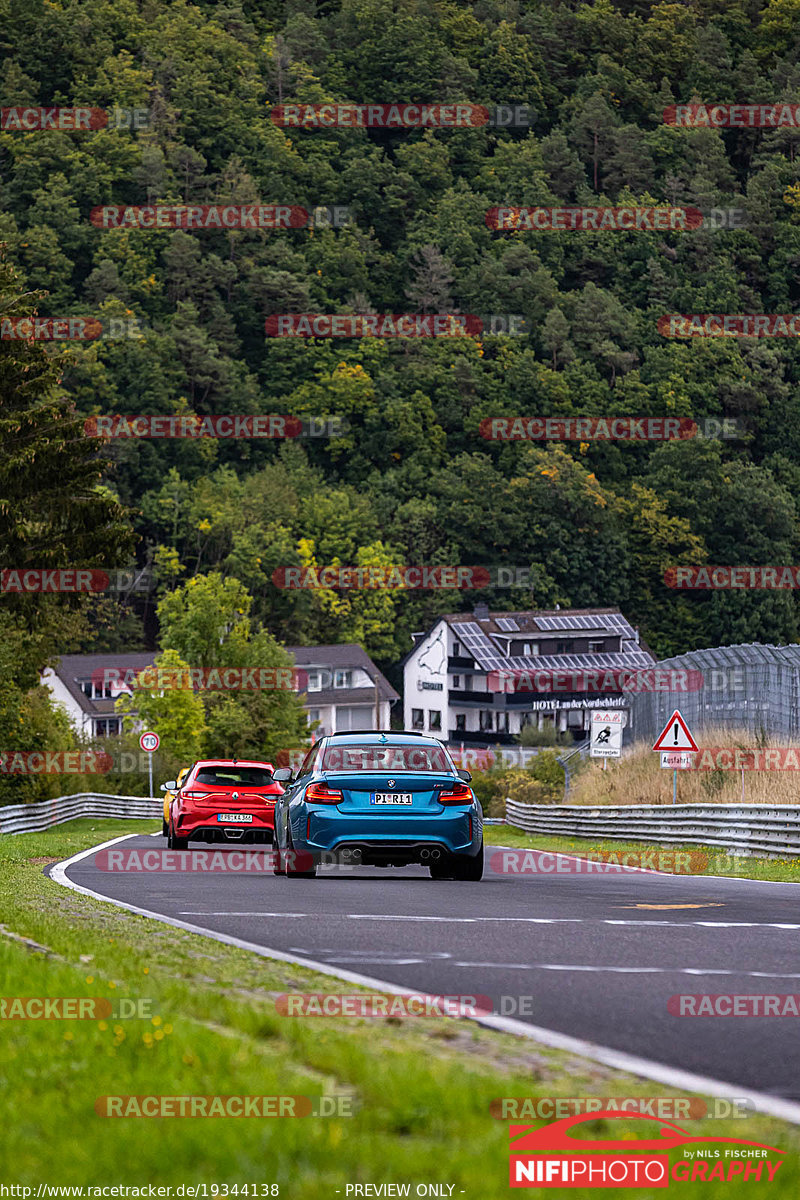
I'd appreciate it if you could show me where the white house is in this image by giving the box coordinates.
[285,644,399,736]
[43,645,399,741]
[402,606,655,746]
[41,652,155,738]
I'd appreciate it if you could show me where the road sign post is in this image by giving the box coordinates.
[652,711,698,805]
[139,730,160,799]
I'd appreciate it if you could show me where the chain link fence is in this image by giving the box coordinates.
[632,643,800,745]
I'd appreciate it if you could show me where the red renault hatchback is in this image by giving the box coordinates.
[166,759,282,849]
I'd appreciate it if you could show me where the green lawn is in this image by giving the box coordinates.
[485,825,800,883]
[0,819,797,1195]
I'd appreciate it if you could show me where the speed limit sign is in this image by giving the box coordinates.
[139,731,160,752]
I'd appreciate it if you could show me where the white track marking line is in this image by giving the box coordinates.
[176,911,800,930]
[48,832,800,1128]
[293,951,800,979]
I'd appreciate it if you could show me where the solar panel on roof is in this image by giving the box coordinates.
[496,617,520,631]
[535,612,632,635]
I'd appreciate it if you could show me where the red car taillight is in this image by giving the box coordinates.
[305,782,343,804]
[182,790,211,800]
[438,783,473,806]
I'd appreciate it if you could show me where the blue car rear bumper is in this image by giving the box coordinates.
[296,805,482,858]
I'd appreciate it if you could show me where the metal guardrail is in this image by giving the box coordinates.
[0,793,161,836]
[505,800,800,859]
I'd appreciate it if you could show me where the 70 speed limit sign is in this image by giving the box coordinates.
[139,731,160,753]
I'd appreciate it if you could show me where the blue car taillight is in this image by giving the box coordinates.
[438,783,473,806]
[306,782,343,804]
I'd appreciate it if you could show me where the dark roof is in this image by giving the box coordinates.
[48,652,154,715]
[284,643,399,703]
[405,609,654,673]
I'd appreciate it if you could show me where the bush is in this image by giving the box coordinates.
[517,723,572,747]
[470,752,566,818]
[529,750,566,801]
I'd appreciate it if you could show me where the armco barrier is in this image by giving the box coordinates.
[504,799,800,859]
[0,793,161,835]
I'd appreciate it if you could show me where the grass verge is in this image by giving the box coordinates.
[484,825,800,883]
[0,818,798,1194]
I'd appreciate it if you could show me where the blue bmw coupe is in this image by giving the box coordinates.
[272,731,483,880]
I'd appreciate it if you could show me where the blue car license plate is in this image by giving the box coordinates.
[371,793,412,805]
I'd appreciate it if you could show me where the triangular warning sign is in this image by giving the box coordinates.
[652,709,698,752]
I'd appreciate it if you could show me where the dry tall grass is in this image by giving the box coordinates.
[568,728,800,806]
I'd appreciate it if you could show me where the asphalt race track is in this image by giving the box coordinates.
[55,834,800,1104]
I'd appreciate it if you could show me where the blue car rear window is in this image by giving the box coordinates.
[320,744,452,773]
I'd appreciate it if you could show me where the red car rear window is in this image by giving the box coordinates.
[193,766,274,787]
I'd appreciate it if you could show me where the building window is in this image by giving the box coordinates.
[496,712,509,732]
[588,641,604,653]
[80,678,114,700]
[452,640,462,656]
[334,669,352,689]
[452,674,462,689]
[428,710,442,731]
[522,642,538,656]
[306,709,320,726]
[305,671,323,691]
[556,641,574,654]
[335,705,372,731]
[455,714,466,732]
[411,708,424,729]
[479,710,494,731]
[94,718,119,737]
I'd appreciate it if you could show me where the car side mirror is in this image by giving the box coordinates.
[273,767,294,783]
[161,781,177,791]
[457,768,472,783]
